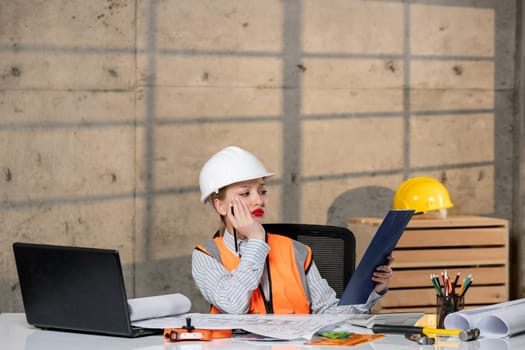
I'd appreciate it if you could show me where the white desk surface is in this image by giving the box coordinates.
[2,313,525,350]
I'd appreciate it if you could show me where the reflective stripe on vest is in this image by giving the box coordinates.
[196,233,312,314]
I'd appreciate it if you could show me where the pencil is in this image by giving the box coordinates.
[453,272,461,291]
[431,274,443,296]
[461,279,473,297]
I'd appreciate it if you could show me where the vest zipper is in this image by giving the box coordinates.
[263,234,274,313]
[262,256,274,314]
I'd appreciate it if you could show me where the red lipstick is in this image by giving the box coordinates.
[252,208,264,217]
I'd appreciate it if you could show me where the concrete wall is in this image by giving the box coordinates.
[0,0,521,312]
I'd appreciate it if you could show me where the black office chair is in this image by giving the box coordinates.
[262,223,355,298]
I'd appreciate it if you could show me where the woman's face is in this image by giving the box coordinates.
[215,178,268,224]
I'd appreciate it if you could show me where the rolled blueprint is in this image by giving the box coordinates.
[128,293,191,321]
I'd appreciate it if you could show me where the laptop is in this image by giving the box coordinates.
[338,209,415,305]
[12,242,161,337]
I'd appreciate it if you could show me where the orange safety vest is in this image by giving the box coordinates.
[196,233,313,314]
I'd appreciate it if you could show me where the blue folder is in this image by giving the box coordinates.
[338,209,415,305]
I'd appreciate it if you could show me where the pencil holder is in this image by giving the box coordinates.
[436,294,464,328]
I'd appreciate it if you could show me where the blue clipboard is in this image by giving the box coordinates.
[338,209,415,305]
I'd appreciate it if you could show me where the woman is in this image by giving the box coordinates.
[192,146,393,314]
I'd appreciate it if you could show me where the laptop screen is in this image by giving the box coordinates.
[13,242,136,337]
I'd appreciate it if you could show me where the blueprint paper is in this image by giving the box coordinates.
[132,313,350,340]
[445,298,525,338]
[128,293,191,322]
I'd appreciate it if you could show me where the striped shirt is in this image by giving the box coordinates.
[192,229,382,314]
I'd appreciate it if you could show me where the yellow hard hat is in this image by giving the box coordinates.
[393,177,454,214]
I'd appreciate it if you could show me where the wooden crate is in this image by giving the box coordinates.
[348,215,509,313]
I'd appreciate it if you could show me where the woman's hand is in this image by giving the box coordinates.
[372,255,394,294]
[227,197,265,241]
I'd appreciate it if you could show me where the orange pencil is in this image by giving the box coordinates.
[458,279,465,296]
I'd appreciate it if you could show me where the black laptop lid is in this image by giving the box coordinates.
[13,242,135,337]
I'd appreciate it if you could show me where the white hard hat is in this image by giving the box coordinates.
[199,146,275,204]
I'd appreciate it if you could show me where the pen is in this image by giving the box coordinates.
[230,206,240,255]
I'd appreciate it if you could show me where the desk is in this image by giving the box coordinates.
[2,313,525,349]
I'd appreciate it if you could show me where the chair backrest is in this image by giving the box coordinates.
[262,223,355,298]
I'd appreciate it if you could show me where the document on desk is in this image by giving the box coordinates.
[444,298,525,338]
[132,313,350,340]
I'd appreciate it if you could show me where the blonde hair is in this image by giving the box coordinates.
[210,187,227,236]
